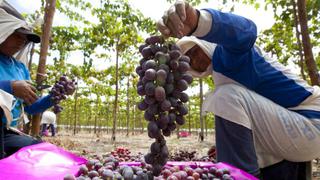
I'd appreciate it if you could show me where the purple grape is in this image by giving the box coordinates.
[137,85,146,96]
[168,112,176,123]
[145,69,156,81]
[176,79,188,91]
[144,96,156,105]
[142,60,157,70]
[157,114,169,130]
[141,76,149,84]
[146,36,164,45]
[154,86,166,102]
[180,92,189,103]
[144,111,155,121]
[169,60,179,70]
[139,44,148,53]
[162,128,171,137]
[138,101,148,111]
[102,169,114,179]
[168,123,177,131]
[173,71,182,81]
[144,153,155,165]
[182,73,193,84]
[150,142,161,154]
[137,70,145,78]
[59,81,67,86]
[166,73,174,84]
[160,100,171,111]
[155,52,169,65]
[147,121,161,139]
[177,103,188,115]
[156,69,167,85]
[158,64,170,73]
[178,61,190,73]
[59,76,67,82]
[160,145,169,158]
[139,58,147,66]
[175,115,185,125]
[145,82,156,96]
[61,95,67,100]
[141,47,153,59]
[66,85,75,95]
[160,46,168,53]
[164,84,174,94]
[150,45,161,54]
[169,50,181,59]
[179,55,190,63]
[171,90,181,99]
[147,104,159,115]
[63,174,76,180]
[135,66,142,74]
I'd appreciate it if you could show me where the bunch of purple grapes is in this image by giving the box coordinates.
[136,35,193,175]
[50,75,76,113]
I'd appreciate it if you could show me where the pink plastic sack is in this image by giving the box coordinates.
[178,131,191,137]
[0,142,87,180]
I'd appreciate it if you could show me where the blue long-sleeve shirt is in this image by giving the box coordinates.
[0,53,53,126]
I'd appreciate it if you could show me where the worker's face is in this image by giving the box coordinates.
[185,44,211,72]
[0,31,28,57]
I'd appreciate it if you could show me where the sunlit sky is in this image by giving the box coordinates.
[6,0,279,95]
[9,0,275,32]
[7,0,275,67]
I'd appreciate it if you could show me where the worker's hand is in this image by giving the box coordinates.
[157,0,199,38]
[11,80,38,105]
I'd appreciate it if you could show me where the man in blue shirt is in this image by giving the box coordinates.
[0,1,53,157]
[158,1,320,179]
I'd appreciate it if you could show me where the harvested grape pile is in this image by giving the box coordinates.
[136,35,193,175]
[170,150,215,162]
[107,147,144,162]
[64,155,234,180]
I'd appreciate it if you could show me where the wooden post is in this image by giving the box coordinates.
[31,0,57,136]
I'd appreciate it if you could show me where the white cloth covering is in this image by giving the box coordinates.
[0,89,14,128]
[206,84,320,168]
[41,111,56,127]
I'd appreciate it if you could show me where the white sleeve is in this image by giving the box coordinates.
[192,10,212,37]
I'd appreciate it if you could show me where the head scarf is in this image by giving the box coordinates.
[0,0,38,66]
[176,36,216,78]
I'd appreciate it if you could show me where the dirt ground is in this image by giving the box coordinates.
[43,129,320,179]
[43,129,215,158]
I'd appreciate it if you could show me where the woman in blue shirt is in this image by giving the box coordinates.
[0,4,53,157]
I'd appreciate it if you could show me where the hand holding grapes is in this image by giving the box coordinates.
[11,80,38,105]
[157,0,199,38]
[50,75,76,113]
